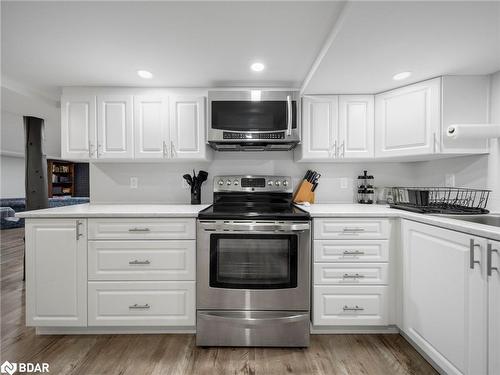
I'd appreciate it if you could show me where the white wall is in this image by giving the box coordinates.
[90,153,416,204]
[487,71,500,211]
[0,156,25,198]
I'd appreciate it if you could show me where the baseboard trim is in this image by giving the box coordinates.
[399,330,446,375]
[36,326,196,335]
[310,324,399,334]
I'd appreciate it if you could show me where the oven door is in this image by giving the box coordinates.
[207,90,300,143]
[197,220,310,310]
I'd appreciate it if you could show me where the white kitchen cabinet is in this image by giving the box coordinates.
[488,240,500,375]
[97,95,134,159]
[296,96,338,160]
[338,95,374,158]
[375,78,441,158]
[25,219,87,326]
[61,94,97,160]
[169,96,208,160]
[133,95,169,159]
[402,220,487,375]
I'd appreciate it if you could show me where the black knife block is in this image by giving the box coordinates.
[191,186,201,205]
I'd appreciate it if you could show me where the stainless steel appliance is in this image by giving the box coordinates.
[196,175,311,347]
[207,90,300,151]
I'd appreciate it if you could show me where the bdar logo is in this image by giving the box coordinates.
[0,361,17,375]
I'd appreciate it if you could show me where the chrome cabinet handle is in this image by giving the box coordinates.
[129,304,150,309]
[342,227,365,232]
[286,95,292,136]
[128,228,151,232]
[340,141,345,158]
[343,250,365,256]
[129,260,151,265]
[170,141,175,158]
[162,141,168,158]
[343,273,365,279]
[75,220,83,240]
[97,144,102,157]
[470,239,481,269]
[333,140,338,158]
[343,305,364,312]
[487,243,499,276]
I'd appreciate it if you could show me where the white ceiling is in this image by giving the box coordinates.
[1,1,499,98]
[1,1,344,98]
[303,1,500,94]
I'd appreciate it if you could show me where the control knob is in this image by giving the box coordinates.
[233,180,239,186]
[218,180,224,186]
[226,180,232,186]
[267,181,274,186]
[283,180,289,187]
[275,181,281,186]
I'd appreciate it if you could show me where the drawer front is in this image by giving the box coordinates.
[314,218,390,239]
[314,240,389,262]
[88,281,195,326]
[313,285,388,326]
[88,218,195,240]
[314,263,389,285]
[88,241,195,281]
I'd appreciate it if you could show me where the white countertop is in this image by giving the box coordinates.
[298,203,500,241]
[16,203,209,218]
[16,202,500,240]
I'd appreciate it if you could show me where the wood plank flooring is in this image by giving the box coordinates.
[0,228,438,375]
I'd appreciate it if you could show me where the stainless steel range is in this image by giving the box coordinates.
[196,175,311,347]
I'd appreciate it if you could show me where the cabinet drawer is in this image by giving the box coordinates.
[88,241,195,281]
[88,281,195,326]
[88,218,195,240]
[314,218,390,239]
[313,285,388,326]
[314,263,389,285]
[314,240,389,262]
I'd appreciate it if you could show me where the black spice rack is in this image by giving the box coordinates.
[390,187,491,214]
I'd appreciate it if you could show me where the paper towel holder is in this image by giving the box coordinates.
[447,124,500,139]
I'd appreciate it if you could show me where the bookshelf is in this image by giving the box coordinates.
[47,160,75,197]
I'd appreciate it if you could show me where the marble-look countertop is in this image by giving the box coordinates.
[298,203,500,241]
[16,203,209,218]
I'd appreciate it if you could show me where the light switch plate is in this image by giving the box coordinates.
[445,174,455,187]
[340,178,348,189]
[130,177,138,189]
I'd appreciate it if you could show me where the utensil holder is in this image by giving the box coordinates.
[191,186,201,205]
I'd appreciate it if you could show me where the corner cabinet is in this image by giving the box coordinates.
[375,76,489,159]
[402,220,488,375]
[25,219,87,327]
[60,89,210,162]
[488,239,500,375]
[295,95,374,161]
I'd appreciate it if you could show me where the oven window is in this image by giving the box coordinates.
[211,101,297,131]
[210,234,298,289]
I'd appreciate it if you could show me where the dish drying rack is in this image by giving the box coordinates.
[390,187,491,214]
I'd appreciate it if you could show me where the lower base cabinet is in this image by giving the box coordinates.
[88,281,195,326]
[402,220,488,375]
[313,285,388,326]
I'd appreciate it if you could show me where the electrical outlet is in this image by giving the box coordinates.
[340,178,348,189]
[182,179,190,190]
[130,177,138,189]
[445,174,455,187]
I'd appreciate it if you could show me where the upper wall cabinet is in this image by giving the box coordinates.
[375,76,489,159]
[60,89,210,162]
[97,95,134,159]
[169,96,207,160]
[295,95,374,161]
[134,96,169,159]
[61,95,97,160]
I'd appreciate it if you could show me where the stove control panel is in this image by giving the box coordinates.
[214,175,292,193]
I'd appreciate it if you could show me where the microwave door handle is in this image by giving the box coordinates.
[286,95,292,136]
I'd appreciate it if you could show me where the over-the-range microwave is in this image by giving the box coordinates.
[207,90,300,151]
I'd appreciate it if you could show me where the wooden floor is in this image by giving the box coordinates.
[1,228,438,375]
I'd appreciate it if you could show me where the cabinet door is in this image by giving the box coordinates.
[25,219,87,326]
[338,95,374,159]
[61,95,96,160]
[299,96,338,160]
[488,240,500,375]
[169,96,207,160]
[402,220,487,375]
[134,96,169,159]
[97,95,133,159]
[375,78,441,158]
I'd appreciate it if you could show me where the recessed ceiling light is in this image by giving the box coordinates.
[250,62,265,72]
[137,70,153,79]
[393,71,412,81]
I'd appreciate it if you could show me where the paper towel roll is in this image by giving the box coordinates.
[446,124,500,139]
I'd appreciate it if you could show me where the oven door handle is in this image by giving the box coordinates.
[201,223,309,232]
[198,311,306,325]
